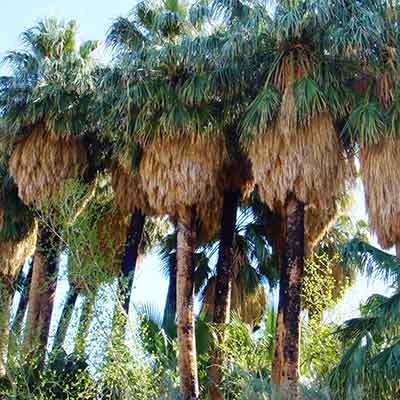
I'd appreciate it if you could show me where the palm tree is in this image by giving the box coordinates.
[0,165,36,376]
[104,2,225,397]
[240,1,355,395]
[0,18,100,358]
[168,3,273,394]
[341,1,400,256]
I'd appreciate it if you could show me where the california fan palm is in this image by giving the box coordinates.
[342,1,400,256]
[105,2,226,397]
[240,1,355,396]
[0,18,100,357]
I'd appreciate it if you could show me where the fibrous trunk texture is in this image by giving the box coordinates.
[0,283,12,377]
[208,190,239,400]
[162,261,177,331]
[360,139,400,249]
[272,196,305,400]
[9,125,88,206]
[52,287,78,352]
[120,212,145,315]
[24,227,59,361]
[176,207,199,400]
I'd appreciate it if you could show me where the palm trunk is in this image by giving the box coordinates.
[52,287,78,352]
[10,263,33,342]
[24,226,59,361]
[108,212,146,354]
[162,261,177,331]
[208,190,239,400]
[272,196,305,400]
[176,206,199,400]
[74,294,95,358]
[119,212,146,315]
[0,282,13,377]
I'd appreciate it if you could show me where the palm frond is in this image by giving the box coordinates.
[342,238,400,286]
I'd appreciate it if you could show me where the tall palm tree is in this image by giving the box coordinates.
[0,165,36,376]
[0,18,100,358]
[240,1,355,396]
[341,1,400,256]
[168,3,274,394]
[105,2,224,397]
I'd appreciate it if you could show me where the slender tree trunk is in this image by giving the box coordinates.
[162,261,177,331]
[396,243,400,259]
[52,287,78,352]
[0,282,13,377]
[208,190,239,400]
[74,294,95,358]
[176,206,199,400]
[119,212,145,315]
[271,196,305,400]
[109,212,146,354]
[24,226,59,361]
[10,263,33,342]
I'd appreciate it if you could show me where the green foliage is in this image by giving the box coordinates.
[343,99,387,147]
[329,241,400,399]
[343,238,400,287]
[301,320,342,384]
[0,17,99,141]
[294,78,327,122]
[1,350,98,399]
[39,178,119,290]
[217,317,273,399]
[303,254,338,317]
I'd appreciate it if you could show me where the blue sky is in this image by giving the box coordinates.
[1,0,393,334]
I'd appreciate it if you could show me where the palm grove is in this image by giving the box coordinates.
[0,0,400,399]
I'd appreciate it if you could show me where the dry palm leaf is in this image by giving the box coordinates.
[9,125,88,206]
[304,199,338,257]
[0,219,37,281]
[360,138,400,248]
[250,113,355,211]
[111,162,152,215]
[222,152,254,201]
[140,134,227,218]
